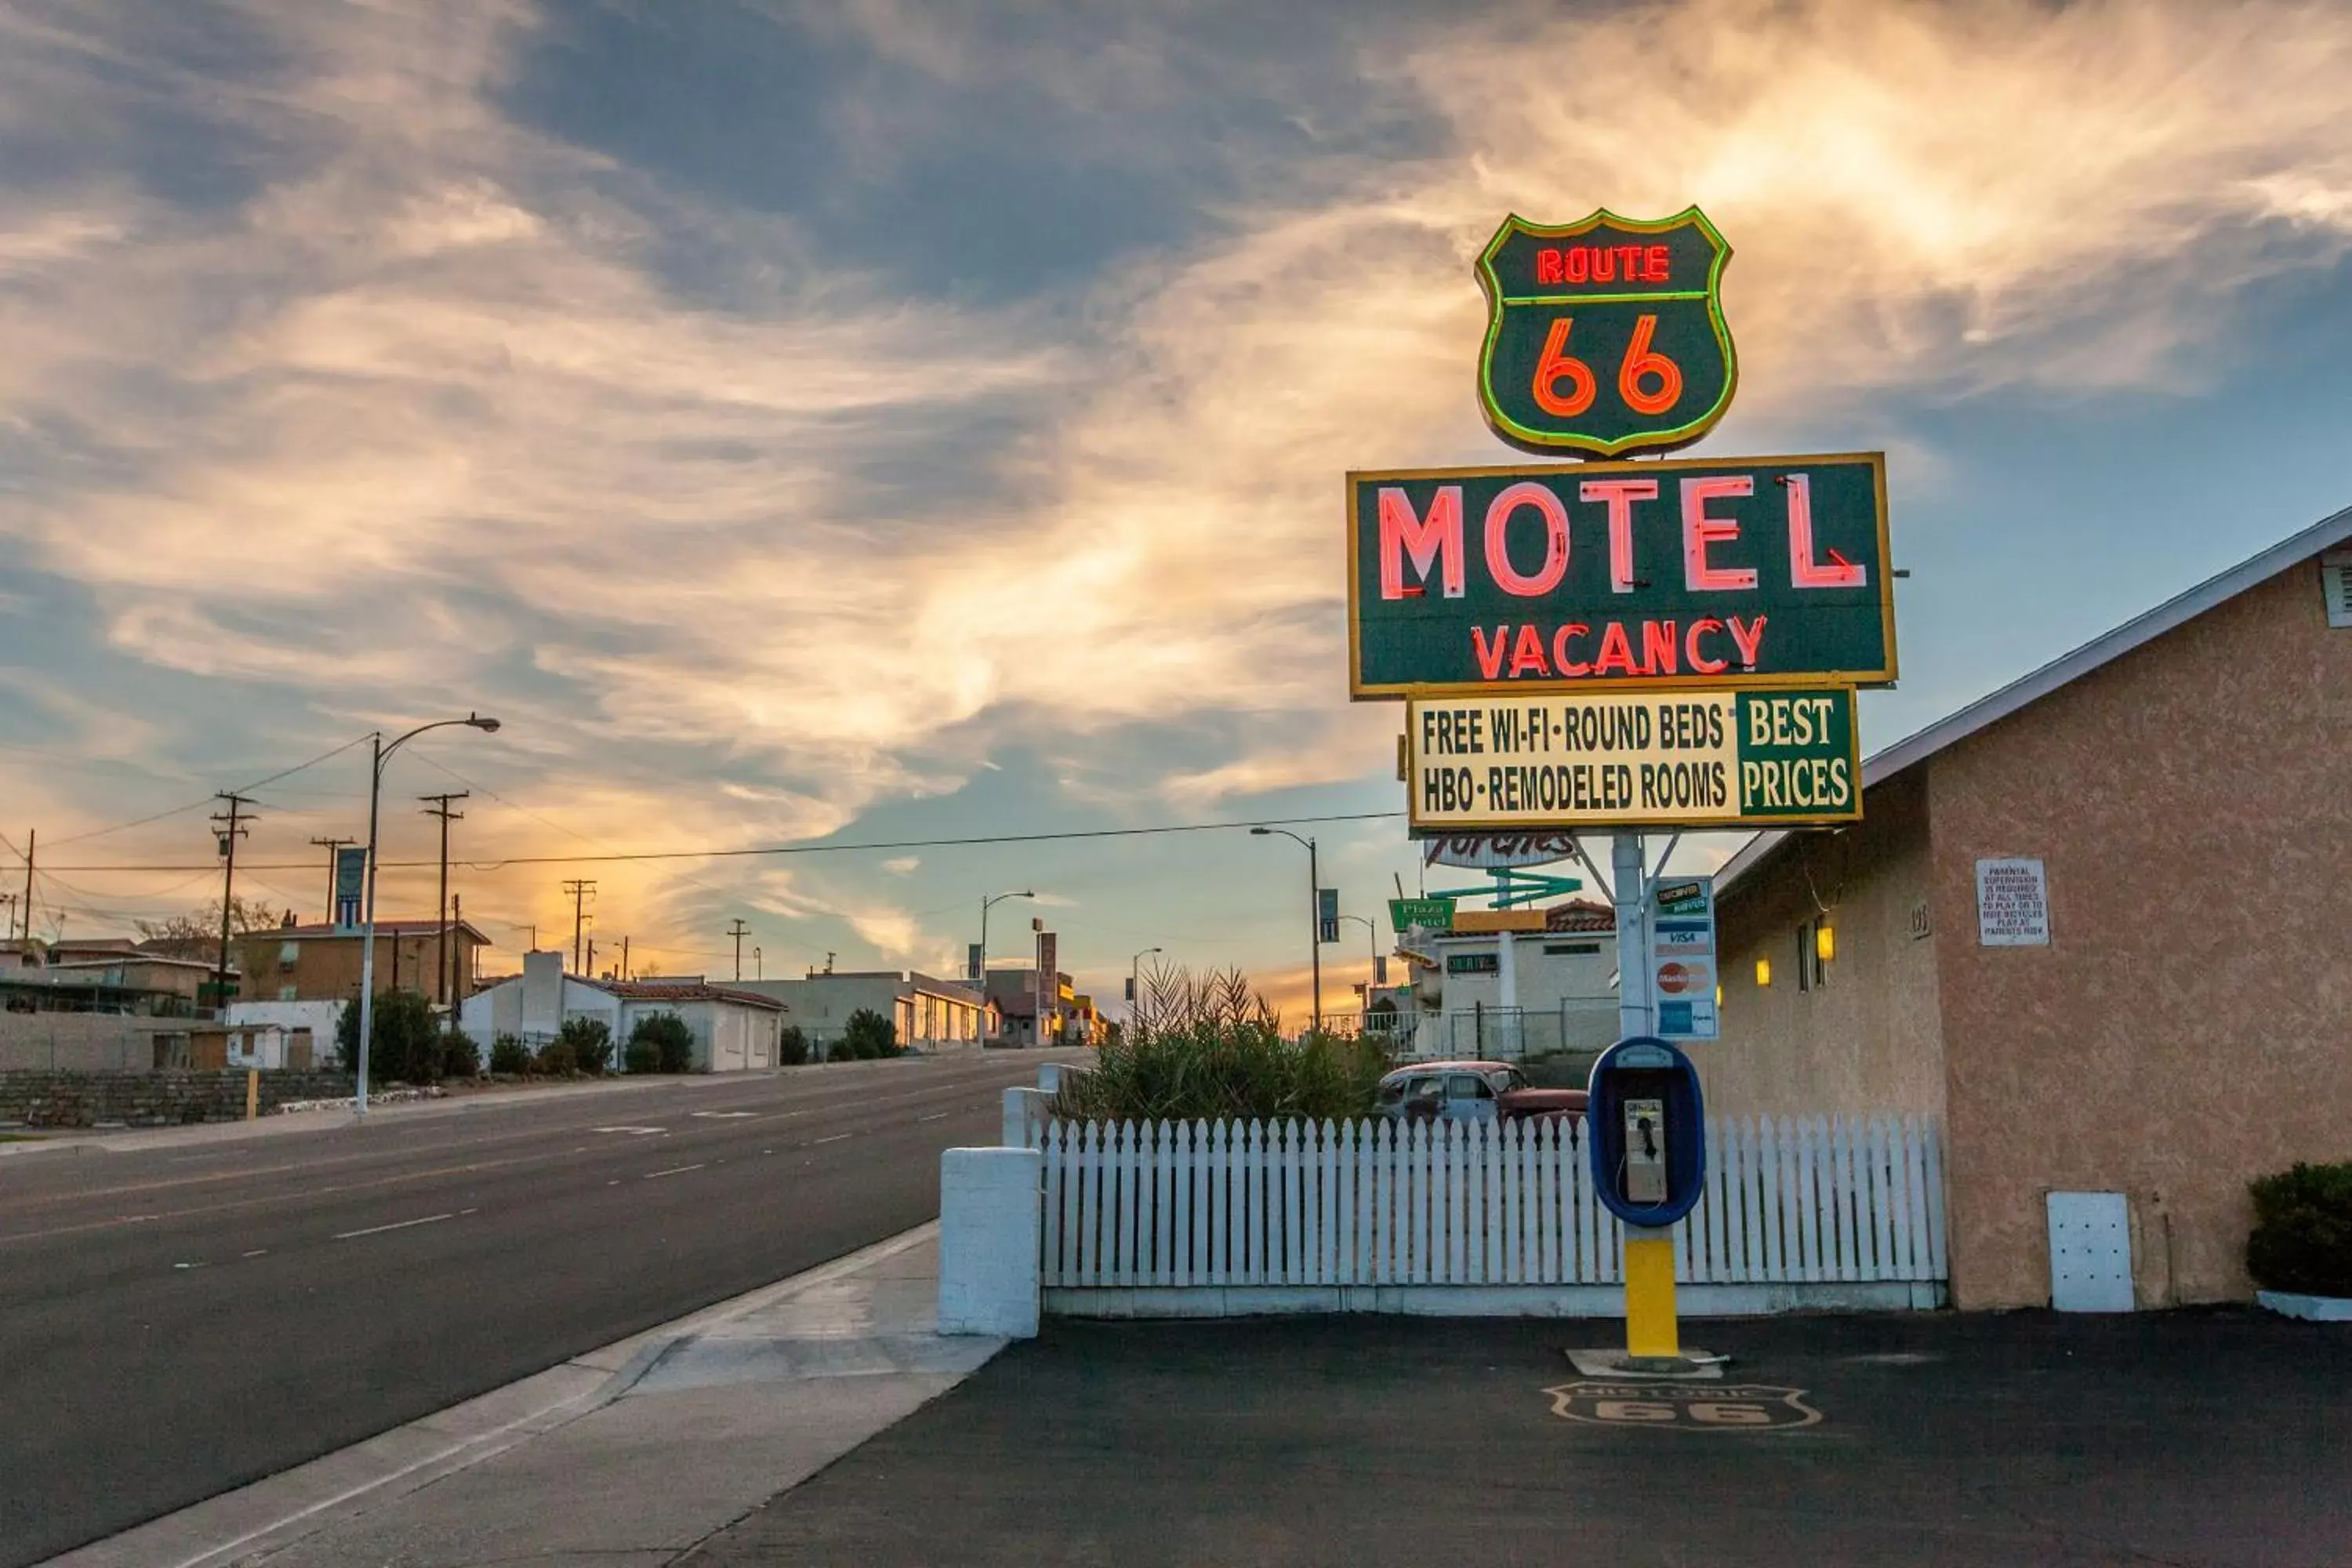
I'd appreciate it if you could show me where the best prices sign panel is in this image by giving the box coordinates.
[1405,688,1860,833]
[1346,452,1893,699]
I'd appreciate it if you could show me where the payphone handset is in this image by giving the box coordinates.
[1623,1096,1667,1203]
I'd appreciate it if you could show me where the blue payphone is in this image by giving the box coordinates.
[1586,1035,1708,1226]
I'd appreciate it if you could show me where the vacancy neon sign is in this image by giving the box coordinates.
[1346,452,1893,697]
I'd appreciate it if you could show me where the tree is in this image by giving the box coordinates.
[336,990,441,1084]
[138,897,281,961]
[629,1011,695,1073]
[777,1025,810,1066]
[842,1007,898,1060]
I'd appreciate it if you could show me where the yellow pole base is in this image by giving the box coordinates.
[1624,1233,1679,1359]
[245,1067,260,1122]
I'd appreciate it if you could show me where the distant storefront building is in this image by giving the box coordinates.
[1700,507,2352,1309]
[737,971,990,1054]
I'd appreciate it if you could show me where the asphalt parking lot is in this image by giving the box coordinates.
[688,1308,2352,1567]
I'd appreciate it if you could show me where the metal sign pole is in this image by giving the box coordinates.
[1612,829,1680,1359]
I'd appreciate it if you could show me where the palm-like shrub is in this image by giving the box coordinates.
[1053,963,1388,1123]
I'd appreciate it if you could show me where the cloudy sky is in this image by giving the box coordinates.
[2,0,2349,1015]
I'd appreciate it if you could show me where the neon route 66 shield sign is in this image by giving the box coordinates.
[1475,209,1736,458]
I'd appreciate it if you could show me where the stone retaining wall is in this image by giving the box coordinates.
[0,1070,357,1128]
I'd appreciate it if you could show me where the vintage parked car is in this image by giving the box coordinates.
[1374,1060,1586,1124]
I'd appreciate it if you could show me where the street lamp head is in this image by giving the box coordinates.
[466,713,502,733]
[1250,826,1272,837]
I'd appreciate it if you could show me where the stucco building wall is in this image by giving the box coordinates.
[1700,770,1947,1120]
[1928,561,2352,1308]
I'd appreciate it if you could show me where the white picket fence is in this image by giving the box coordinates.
[1032,1113,1946,1316]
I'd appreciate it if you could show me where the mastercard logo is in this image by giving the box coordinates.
[1655,961,1710,995]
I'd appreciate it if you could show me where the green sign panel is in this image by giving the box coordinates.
[1475,209,1735,458]
[1347,452,1893,698]
[1388,896,1457,933]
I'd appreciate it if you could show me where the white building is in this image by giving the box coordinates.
[1394,901,1619,1061]
[460,951,786,1072]
[736,970,989,1054]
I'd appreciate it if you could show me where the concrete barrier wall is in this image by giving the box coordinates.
[0,1070,355,1127]
[938,1146,1042,1338]
[0,1014,198,1072]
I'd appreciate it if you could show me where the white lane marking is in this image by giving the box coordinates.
[172,1261,205,1270]
[690,1111,757,1119]
[242,1249,268,1258]
[918,1112,949,1123]
[812,1134,851,1145]
[643,1163,706,1180]
[336,1212,455,1241]
[459,1207,478,1216]
[592,1126,667,1136]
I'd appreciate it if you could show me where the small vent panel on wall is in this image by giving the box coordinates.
[2323,549,2352,628]
[2047,1191,2134,1312]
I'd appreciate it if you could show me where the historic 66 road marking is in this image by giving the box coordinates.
[1544,1381,1823,1431]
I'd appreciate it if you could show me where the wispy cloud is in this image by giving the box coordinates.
[2,0,2347,972]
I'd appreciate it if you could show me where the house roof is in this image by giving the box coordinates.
[1717,501,2352,896]
[604,980,786,1011]
[270,920,492,943]
[49,953,230,974]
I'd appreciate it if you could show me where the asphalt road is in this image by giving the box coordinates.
[693,1308,2352,1566]
[0,1051,1065,1567]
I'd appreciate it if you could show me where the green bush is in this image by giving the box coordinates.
[439,1028,480,1080]
[777,1025,810,1066]
[489,1034,531,1075]
[843,1007,898,1060]
[630,1011,695,1073]
[560,1016,612,1075]
[1052,964,1389,1123]
[623,1039,659,1074]
[533,1035,575,1076]
[2247,1162,2352,1298]
[336,990,443,1085]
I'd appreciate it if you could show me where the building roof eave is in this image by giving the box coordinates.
[1717,500,2352,900]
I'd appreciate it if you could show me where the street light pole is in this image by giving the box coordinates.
[1129,945,1162,1023]
[354,713,500,1119]
[1250,828,1322,1035]
[978,889,1034,1004]
[1338,913,1380,1009]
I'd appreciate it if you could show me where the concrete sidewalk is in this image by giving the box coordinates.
[45,1224,1001,1568]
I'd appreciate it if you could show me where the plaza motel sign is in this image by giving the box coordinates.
[1343,206,1899,1369]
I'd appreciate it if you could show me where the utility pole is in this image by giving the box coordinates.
[452,894,466,1004]
[210,795,256,1017]
[620,935,629,982]
[562,880,596,973]
[727,918,750,981]
[309,837,356,927]
[586,936,597,978]
[419,793,467,1012]
[17,829,32,943]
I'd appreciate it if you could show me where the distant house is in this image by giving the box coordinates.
[234,919,489,1007]
[461,952,785,1072]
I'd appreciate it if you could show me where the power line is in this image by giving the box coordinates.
[23,811,1408,874]
[35,735,372,850]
